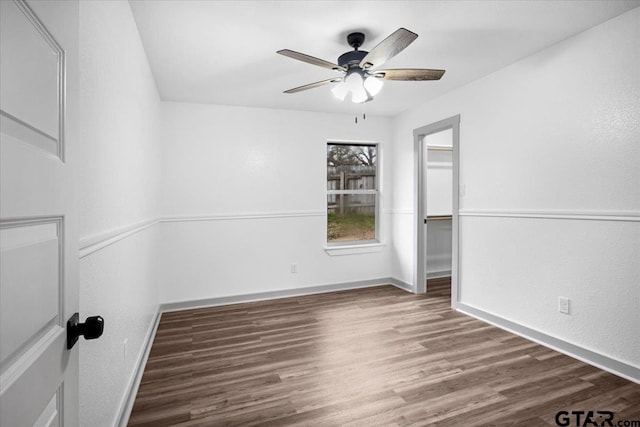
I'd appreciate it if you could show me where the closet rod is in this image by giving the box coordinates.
[424,215,453,223]
[426,145,453,151]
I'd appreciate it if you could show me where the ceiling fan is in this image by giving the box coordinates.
[277,28,445,104]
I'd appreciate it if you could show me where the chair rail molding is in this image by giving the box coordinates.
[160,210,325,223]
[78,211,329,258]
[458,209,640,222]
[79,218,159,258]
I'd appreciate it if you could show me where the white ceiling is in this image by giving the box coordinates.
[129,1,639,117]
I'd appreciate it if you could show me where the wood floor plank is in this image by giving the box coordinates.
[128,280,640,426]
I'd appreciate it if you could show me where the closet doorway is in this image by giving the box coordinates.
[413,115,460,308]
[425,129,453,280]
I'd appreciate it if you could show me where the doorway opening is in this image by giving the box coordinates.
[413,115,460,308]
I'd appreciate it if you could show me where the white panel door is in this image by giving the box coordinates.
[0,0,79,426]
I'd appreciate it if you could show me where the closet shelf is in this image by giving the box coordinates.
[426,145,452,151]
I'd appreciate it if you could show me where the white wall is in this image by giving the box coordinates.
[391,8,640,370]
[159,103,393,303]
[78,1,161,426]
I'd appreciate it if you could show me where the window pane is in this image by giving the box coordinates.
[327,144,377,190]
[327,194,376,242]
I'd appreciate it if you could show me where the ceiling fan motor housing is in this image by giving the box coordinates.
[339,31,369,72]
[337,50,368,69]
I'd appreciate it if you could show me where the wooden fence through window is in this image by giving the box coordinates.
[327,166,376,215]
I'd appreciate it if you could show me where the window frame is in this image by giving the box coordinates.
[326,140,380,248]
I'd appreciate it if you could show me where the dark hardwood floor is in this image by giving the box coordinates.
[128,279,640,426]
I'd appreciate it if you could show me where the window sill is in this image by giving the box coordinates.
[324,242,386,256]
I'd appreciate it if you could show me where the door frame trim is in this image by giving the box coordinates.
[413,115,460,308]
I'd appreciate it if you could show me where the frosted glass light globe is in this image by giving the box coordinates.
[364,76,383,96]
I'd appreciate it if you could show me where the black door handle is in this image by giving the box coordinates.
[67,313,104,349]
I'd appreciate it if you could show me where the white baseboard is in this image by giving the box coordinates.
[115,308,162,427]
[426,270,451,279]
[161,277,412,312]
[388,277,414,293]
[456,302,640,384]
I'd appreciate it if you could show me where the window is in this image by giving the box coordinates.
[327,142,378,245]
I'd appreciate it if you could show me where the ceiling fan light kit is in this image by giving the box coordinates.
[278,28,445,104]
[333,71,373,103]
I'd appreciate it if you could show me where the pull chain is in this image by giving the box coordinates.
[354,109,367,125]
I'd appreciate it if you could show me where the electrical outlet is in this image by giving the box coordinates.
[290,263,297,274]
[459,184,466,197]
[558,297,570,314]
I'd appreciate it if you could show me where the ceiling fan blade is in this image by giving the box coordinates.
[359,28,418,70]
[373,68,445,81]
[283,77,342,94]
[277,49,346,71]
